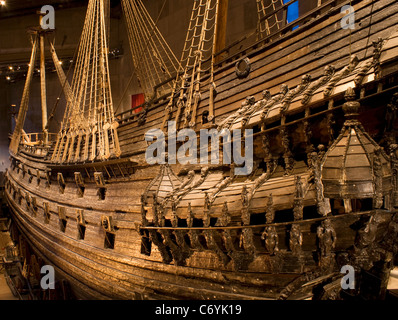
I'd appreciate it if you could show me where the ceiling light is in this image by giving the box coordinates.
[8,66,13,70]
[0,1,6,6]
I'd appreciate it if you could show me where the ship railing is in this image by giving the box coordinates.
[19,132,58,156]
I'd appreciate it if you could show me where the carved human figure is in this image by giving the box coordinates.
[289,224,303,255]
[261,226,279,255]
[317,219,337,257]
[294,175,304,199]
[239,228,256,256]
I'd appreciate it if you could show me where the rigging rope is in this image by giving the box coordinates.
[52,0,121,163]
[121,0,179,101]
[162,0,220,131]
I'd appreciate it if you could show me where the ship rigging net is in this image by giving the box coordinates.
[121,0,180,101]
[52,0,121,163]
[256,0,285,39]
[162,0,220,130]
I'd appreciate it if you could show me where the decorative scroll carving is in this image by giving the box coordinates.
[219,96,256,130]
[301,65,335,105]
[260,84,289,120]
[289,224,303,256]
[174,167,209,205]
[209,173,234,205]
[324,55,359,97]
[261,226,279,255]
[281,74,311,113]
[248,160,277,205]
[354,38,384,86]
[241,91,271,127]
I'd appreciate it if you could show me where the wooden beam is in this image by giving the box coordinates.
[214,0,229,63]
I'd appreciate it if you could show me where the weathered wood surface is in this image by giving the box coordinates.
[116,0,398,157]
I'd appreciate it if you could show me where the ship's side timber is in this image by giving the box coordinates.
[4,146,398,300]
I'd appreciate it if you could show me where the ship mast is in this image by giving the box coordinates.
[9,13,53,154]
[39,12,49,145]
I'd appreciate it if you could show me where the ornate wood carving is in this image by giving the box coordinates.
[373,147,384,209]
[261,226,279,255]
[301,65,335,105]
[187,203,204,250]
[324,55,359,97]
[239,228,256,256]
[148,230,172,264]
[260,84,289,120]
[204,230,230,266]
[101,215,114,233]
[317,219,336,267]
[354,38,384,86]
[289,224,303,256]
[265,194,275,224]
[281,74,311,113]
[280,127,294,175]
[241,186,251,226]
[215,202,231,227]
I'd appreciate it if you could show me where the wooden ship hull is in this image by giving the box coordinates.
[3,0,398,300]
